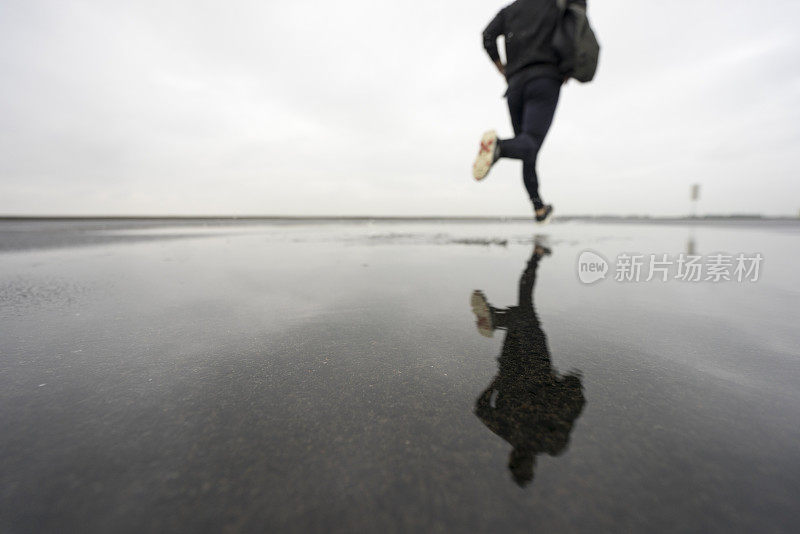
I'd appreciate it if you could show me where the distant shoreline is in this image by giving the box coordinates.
[1,215,798,224]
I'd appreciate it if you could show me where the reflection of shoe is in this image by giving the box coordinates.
[533,236,552,258]
[472,130,499,181]
[535,204,554,224]
[470,290,494,338]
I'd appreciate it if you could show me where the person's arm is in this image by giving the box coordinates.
[482,9,506,76]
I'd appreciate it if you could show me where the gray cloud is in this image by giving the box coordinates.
[1,0,799,216]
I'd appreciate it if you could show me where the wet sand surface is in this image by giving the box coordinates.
[2,219,799,533]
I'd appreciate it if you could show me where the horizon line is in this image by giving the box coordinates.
[1,214,798,221]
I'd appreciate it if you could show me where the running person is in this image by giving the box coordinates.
[473,0,581,223]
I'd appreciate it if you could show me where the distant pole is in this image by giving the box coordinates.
[690,184,700,219]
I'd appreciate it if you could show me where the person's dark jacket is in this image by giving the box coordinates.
[483,0,570,85]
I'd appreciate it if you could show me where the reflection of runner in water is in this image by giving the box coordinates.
[471,241,585,487]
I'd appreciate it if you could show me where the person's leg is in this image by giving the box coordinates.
[506,83,525,138]
[497,78,561,210]
[491,308,508,329]
[472,83,526,181]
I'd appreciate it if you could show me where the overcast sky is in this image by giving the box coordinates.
[1,0,799,216]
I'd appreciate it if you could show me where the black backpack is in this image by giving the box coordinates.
[552,0,600,83]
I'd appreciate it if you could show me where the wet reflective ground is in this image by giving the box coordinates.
[2,219,799,532]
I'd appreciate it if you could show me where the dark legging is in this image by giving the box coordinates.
[497,77,561,210]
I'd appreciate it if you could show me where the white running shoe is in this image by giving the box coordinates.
[472,130,499,181]
[470,290,494,338]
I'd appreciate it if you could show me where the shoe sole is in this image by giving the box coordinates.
[470,290,489,312]
[470,290,494,337]
[472,130,497,181]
